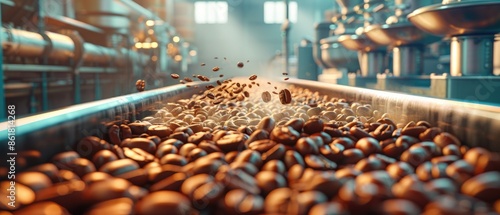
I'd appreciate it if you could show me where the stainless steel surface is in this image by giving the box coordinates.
[320,36,360,71]
[358,51,385,77]
[364,22,441,46]
[74,0,130,30]
[393,45,423,76]
[1,27,149,66]
[408,0,500,36]
[45,15,104,35]
[450,35,495,76]
[2,78,500,168]
[338,34,381,52]
[337,34,385,76]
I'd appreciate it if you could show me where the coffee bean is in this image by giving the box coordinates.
[249,74,257,80]
[135,191,193,215]
[279,89,292,104]
[135,79,146,92]
[237,62,244,68]
[261,91,272,102]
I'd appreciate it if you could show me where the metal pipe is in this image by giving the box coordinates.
[283,0,290,75]
[1,27,149,67]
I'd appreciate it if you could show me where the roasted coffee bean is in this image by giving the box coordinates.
[279,89,292,104]
[400,147,431,167]
[170,73,180,79]
[415,161,448,182]
[120,138,157,155]
[155,144,178,158]
[75,137,112,158]
[257,116,276,133]
[380,199,420,215]
[11,201,69,215]
[16,172,52,192]
[99,159,139,176]
[419,127,441,141]
[123,147,155,167]
[82,172,112,184]
[216,133,247,152]
[256,171,287,195]
[332,137,355,149]
[401,126,427,138]
[425,178,457,196]
[35,180,87,210]
[343,148,364,164]
[270,126,300,146]
[261,91,272,102]
[0,181,35,210]
[303,118,324,135]
[296,137,319,155]
[135,79,146,92]
[181,174,224,209]
[26,163,59,183]
[355,157,384,172]
[355,137,381,156]
[433,132,461,148]
[262,160,287,175]
[135,191,193,215]
[221,189,264,215]
[84,197,134,215]
[386,161,414,181]
[159,154,188,166]
[461,172,500,203]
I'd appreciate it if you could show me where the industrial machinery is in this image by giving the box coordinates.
[0,0,196,118]
[320,0,500,105]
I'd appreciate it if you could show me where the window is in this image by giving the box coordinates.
[264,1,297,24]
[194,1,228,24]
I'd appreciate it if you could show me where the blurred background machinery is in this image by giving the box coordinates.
[311,0,500,105]
[1,0,197,117]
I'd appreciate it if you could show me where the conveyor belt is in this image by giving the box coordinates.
[1,78,499,168]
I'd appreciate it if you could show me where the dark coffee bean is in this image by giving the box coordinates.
[234,149,263,168]
[215,167,260,194]
[181,174,224,209]
[355,137,381,156]
[35,180,87,210]
[342,148,364,164]
[270,126,300,146]
[433,132,461,148]
[99,159,139,176]
[354,157,384,172]
[216,133,247,152]
[332,137,355,149]
[401,126,427,138]
[256,171,287,195]
[303,118,324,135]
[10,201,69,215]
[75,137,112,158]
[284,150,305,169]
[257,116,276,133]
[16,172,52,191]
[170,73,180,79]
[304,154,337,170]
[279,89,292,104]
[415,161,447,182]
[82,172,112,184]
[400,147,431,167]
[380,199,420,215]
[121,138,156,155]
[386,161,414,181]
[296,137,319,156]
[462,172,500,203]
[123,147,155,167]
[410,141,441,157]
[135,191,193,215]
[221,189,264,215]
[446,160,474,184]
[0,181,35,209]
[261,91,272,102]
[84,197,134,215]
[159,154,188,166]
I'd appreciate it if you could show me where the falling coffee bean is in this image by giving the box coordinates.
[237,62,244,68]
[249,74,258,80]
[284,78,289,81]
[262,91,272,103]
[170,74,180,79]
[184,77,193,82]
[219,74,224,77]
[283,73,288,75]
[279,89,292,104]
[213,66,220,72]
[201,63,206,66]
[135,80,145,92]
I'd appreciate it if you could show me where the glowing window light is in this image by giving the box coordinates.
[194,1,228,24]
[173,36,180,43]
[135,43,143,49]
[189,50,197,57]
[264,1,298,24]
[148,29,154,35]
[151,42,158,48]
[146,20,155,27]
[142,43,151,49]
[174,55,183,62]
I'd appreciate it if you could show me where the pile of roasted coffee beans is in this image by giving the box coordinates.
[2,78,500,215]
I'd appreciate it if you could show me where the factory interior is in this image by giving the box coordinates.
[1,0,500,214]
